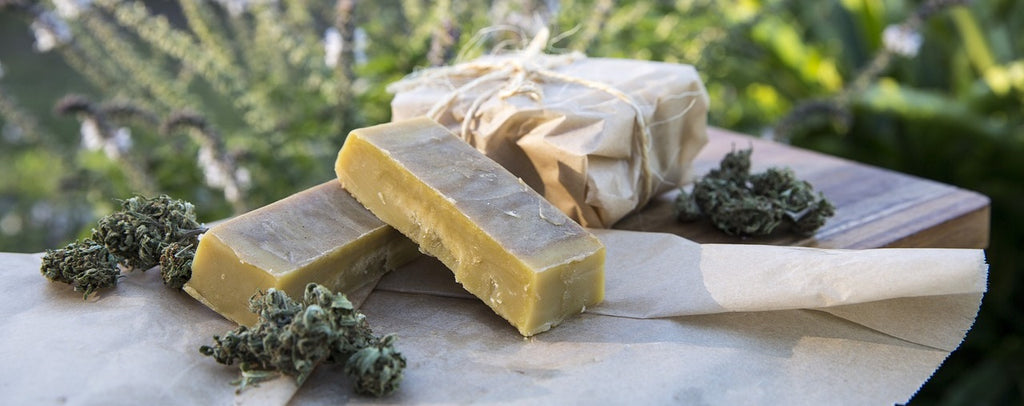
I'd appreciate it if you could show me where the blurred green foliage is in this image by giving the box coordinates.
[1,0,1021,403]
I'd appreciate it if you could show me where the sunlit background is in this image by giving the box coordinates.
[1,0,1021,403]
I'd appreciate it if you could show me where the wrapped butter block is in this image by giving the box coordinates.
[184,181,419,326]
[336,118,605,336]
[389,34,709,228]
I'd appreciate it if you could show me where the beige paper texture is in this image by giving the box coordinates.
[390,54,709,228]
[1,229,986,405]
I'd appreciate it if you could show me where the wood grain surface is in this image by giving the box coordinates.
[616,127,991,249]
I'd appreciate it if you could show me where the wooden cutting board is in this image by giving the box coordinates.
[616,127,990,249]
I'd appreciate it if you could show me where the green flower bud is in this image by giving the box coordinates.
[678,148,834,237]
[201,284,405,397]
[345,334,406,397]
[92,195,202,271]
[40,239,121,299]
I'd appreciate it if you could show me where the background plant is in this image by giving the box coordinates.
[1,0,1020,403]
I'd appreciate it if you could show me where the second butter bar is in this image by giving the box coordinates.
[185,181,419,326]
[335,117,605,336]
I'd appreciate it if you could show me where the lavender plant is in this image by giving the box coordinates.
[0,0,516,249]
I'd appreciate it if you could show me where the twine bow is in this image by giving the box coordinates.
[387,28,659,209]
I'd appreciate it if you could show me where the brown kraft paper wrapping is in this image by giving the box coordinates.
[389,30,710,228]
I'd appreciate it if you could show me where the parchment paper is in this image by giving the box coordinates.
[0,229,986,405]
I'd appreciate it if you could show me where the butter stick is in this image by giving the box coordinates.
[335,118,605,336]
[184,181,419,326]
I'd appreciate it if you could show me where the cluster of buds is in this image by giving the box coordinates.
[40,195,205,297]
[675,148,835,237]
[201,284,406,397]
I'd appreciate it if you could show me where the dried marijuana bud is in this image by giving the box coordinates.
[750,167,836,235]
[41,194,205,297]
[675,148,835,237]
[200,284,406,397]
[303,284,375,356]
[40,239,121,299]
[159,241,196,290]
[345,334,407,397]
[92,195,203,271]
[674,190,703,222]
[710,147,752,181]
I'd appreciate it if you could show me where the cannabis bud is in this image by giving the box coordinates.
[200,284,406,397]
[92,195,203,271]
[159,241,195,290]
[345,334,407,397]
[675,148,835,237]
[41,194,205,297]
[40,239,121,299]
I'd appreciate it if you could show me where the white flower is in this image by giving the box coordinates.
[223,183,240,204]
[324,27,342,68]
[216,0,248,17]
[53,0,92,19]
[81,120,131,159]
[106,126,132,160]
[80,118,104,151]
[31,22,61,52]
[30,11,72,52]
[235,167,252,189]
[198,147,227,188]
[197,145,247,202]
[883,24,922,58]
